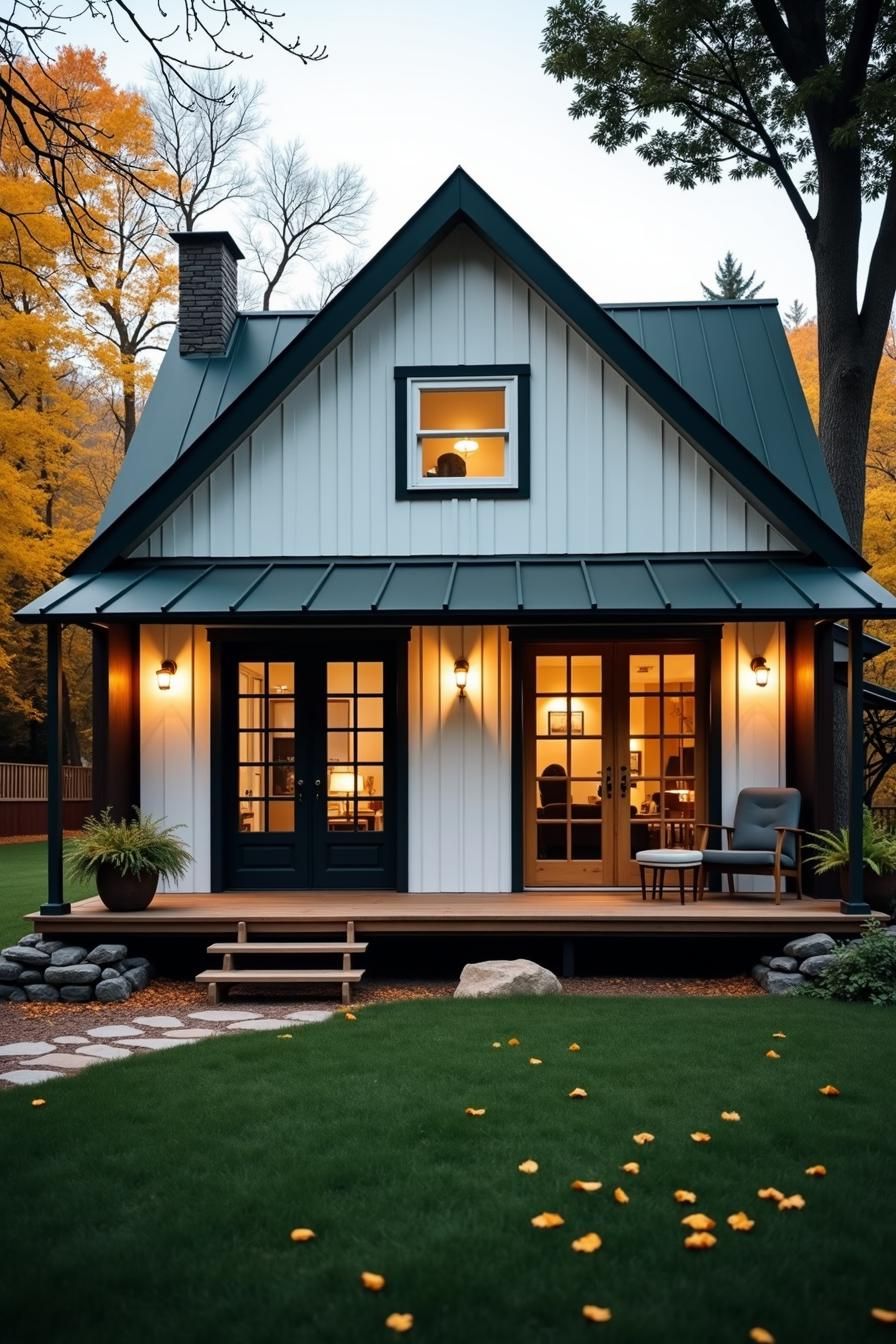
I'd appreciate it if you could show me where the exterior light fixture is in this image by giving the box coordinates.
[454,438,479,454]
[155,658,177,691]
[750,656,770,687]
[454,658,470,697]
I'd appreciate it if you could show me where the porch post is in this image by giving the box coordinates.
[841,616,870,915]
[41,622,70,915]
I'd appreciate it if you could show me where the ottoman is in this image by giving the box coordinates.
[635,849,703,905]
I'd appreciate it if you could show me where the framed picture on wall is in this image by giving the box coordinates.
[548,710,584,737]
[629,750,642,776]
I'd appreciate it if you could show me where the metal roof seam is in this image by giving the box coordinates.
[725,305,771,468]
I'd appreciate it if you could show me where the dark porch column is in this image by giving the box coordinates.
[841,616,871,915]
[41,622,70,915]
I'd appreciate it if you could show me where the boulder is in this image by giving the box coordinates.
[95,976,132,1003]
[59,985,93,1002]
[7,988,26,1002]
[18,933,43,947]
[768,956,799,973]
[0,984,22,999]
[1,945,50,968]
[123,965,150,992]
[17,969,43,986]
[44,962,102,987]
[34,940,64,956]
[0,958,22,983]
[752,964,771,989]
[121,956,151,971]
[765,971,805,996]
[24,983,60,1003]
[759,955,775,966]
[782,933,836,960]
[100,967,119,981]
[50,946,87,967]
[800,954,838,978]
[454,959,562,999]
[86,943,128,968]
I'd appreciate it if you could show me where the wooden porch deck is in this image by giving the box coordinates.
[29,890,876,937]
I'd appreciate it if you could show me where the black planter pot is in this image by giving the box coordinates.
[837,868,896,914]
[95,864,159,913]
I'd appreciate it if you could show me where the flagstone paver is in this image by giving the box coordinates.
[227,1018,296,1031]
[32,1053,100,1070]
[287,1010,335,1023]
[163,1028,216,1039]
[188,1010,262,1022]
[0,1041,58,1058]
[85,1025,146,1040]
[76,1044,133,1060]
[128,1038,196,1051]
[0,1069,64,1085]
[133,1016,184,1029]
[52,1036,90,1045]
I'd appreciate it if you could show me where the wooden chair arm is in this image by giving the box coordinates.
[692,822,734,848]
[773,826,807,835]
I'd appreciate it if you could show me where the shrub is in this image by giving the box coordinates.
[65,807,191,882]
[801,919,896,1007]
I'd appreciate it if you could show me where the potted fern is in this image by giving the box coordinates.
[805,808,896,913]
[66,808,192,912]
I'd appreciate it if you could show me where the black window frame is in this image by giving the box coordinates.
[394,364,531,501]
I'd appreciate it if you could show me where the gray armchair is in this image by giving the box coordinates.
[696,787,804,904]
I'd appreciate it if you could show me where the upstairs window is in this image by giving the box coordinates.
[395,365,530,499]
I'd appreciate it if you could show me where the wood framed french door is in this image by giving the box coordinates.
[220,643,398,890]
[522,641,708,888]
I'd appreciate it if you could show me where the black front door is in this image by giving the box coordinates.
[222,646,396,889]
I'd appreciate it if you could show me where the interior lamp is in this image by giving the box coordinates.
[454,658,470,697]
[454,438,479,454]
[329,769,361,816]
[750,655,770,687]
[155,659,177,690]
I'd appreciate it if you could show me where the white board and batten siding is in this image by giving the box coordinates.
[135,225,791,561]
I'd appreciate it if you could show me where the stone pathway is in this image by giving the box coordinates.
[0,1008,335,1087]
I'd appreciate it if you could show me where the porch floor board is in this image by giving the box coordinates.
[28,890,877,937]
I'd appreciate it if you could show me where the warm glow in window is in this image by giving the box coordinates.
[408,376,518,489]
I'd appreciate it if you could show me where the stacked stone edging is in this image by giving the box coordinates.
[749,930,896,995]
[0,935,153,1003]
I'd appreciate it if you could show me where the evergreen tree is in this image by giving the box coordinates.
[700,252,764,301]
[784,299,809,330]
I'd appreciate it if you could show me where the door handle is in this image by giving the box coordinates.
[313,778,322,801]
[619,764,628,798]
[296,778,304,805]
[604,764,613,800]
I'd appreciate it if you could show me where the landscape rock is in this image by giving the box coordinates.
[94,976,132,1003]
[0,984,21,1000]
[18,933,43,947]
[87,943,128,967]
[752,964,771,989]
[121,956,151,971]
[44,963,102,987]
[782,933,836,960]
[123,965,150,991]
[768,956,799,973]
[24,983,60,1002]
[760,955,775,966]
[100,967,119,980]
[454,958,562,999]
[17,969,43,985]
[799,954,838,978]
[765,971,805,996]
[34,940,64,956]
[1,945,49,968]
[59,986,93,1002]
[49,946,87,966]
[0,958,22,983]
[7,989,26,1002]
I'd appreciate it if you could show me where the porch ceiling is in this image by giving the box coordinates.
[18,554,896,623]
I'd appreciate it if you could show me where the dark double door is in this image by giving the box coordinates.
[222,645,396,889]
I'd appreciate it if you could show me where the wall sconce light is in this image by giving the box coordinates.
[454,658,469,697]
[155,658,177,691]
[750,655,770,687]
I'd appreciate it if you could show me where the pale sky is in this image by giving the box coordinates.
[62,0,883,314]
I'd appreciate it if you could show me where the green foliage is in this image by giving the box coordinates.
[701,250,764,300]
[784,299,809,329]
[805,806,896,876]
[801,919,896,1007]
[65,807,191,881]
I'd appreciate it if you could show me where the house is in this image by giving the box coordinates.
[19,168,896,942]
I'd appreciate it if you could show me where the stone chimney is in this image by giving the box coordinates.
[170,231,244,356]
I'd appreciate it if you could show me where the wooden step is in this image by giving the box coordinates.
[206,941,368,955]
[196,969,364,984]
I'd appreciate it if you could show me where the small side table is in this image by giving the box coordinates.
[635,849,703,905]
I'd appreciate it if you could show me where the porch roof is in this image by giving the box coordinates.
[19,555,896,623]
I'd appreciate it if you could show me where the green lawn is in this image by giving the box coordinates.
[2,997,894,1343]
[0,841,89,946]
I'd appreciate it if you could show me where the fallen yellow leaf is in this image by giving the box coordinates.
[491,1042,502,1049]
[805,1164,827,1177]
[681,1213,717,1231]
[772,1032,786,1039]
[531,1212,565,1228]
[818,1084,840,1096]
[632,1132,655,1145]
[582,1305,612,1323]
[568,1043,581,1052]
[777,1194,805,1211]
[674,1190,697,1204]
[727,1212,755,1232]
[518,1159,539,1174]
[464,1107,486,1117]
[344,1012,357,1022]
[571,1179,602,1192]
[766,1050,781,1059]
[569,1087,588,1099]
[613,1187,629,1205]
[385,1313,414,1333]
[507,1037,520,1046]
[683,1231,717,1250]
[757,1188,785,1202]
[720,1110,741,1122]
[277,1034,293,1039]
[621,1162,640,1174]
[361,1272,386,1292]
[31,1098,46,1108]
[571,1232,603,1254]
[870,1308,896,1324]
[529,1057,543,1066]
[749,1328,776,1343]
[691,1131,712,1143]
[289,1227,316,1242]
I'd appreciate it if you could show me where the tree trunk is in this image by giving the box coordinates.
[121,350,137,452]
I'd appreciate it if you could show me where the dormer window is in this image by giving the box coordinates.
[395,365,530,499]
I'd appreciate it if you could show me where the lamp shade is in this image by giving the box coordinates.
[329,770,360,794]
[454,438,479,454]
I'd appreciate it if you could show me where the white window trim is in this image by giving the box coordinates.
[405,374,519,492]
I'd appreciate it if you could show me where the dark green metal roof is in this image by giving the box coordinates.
[20,556,895,623]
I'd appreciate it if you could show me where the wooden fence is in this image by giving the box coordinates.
[0,762,92,837]
[871,805,896,831]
